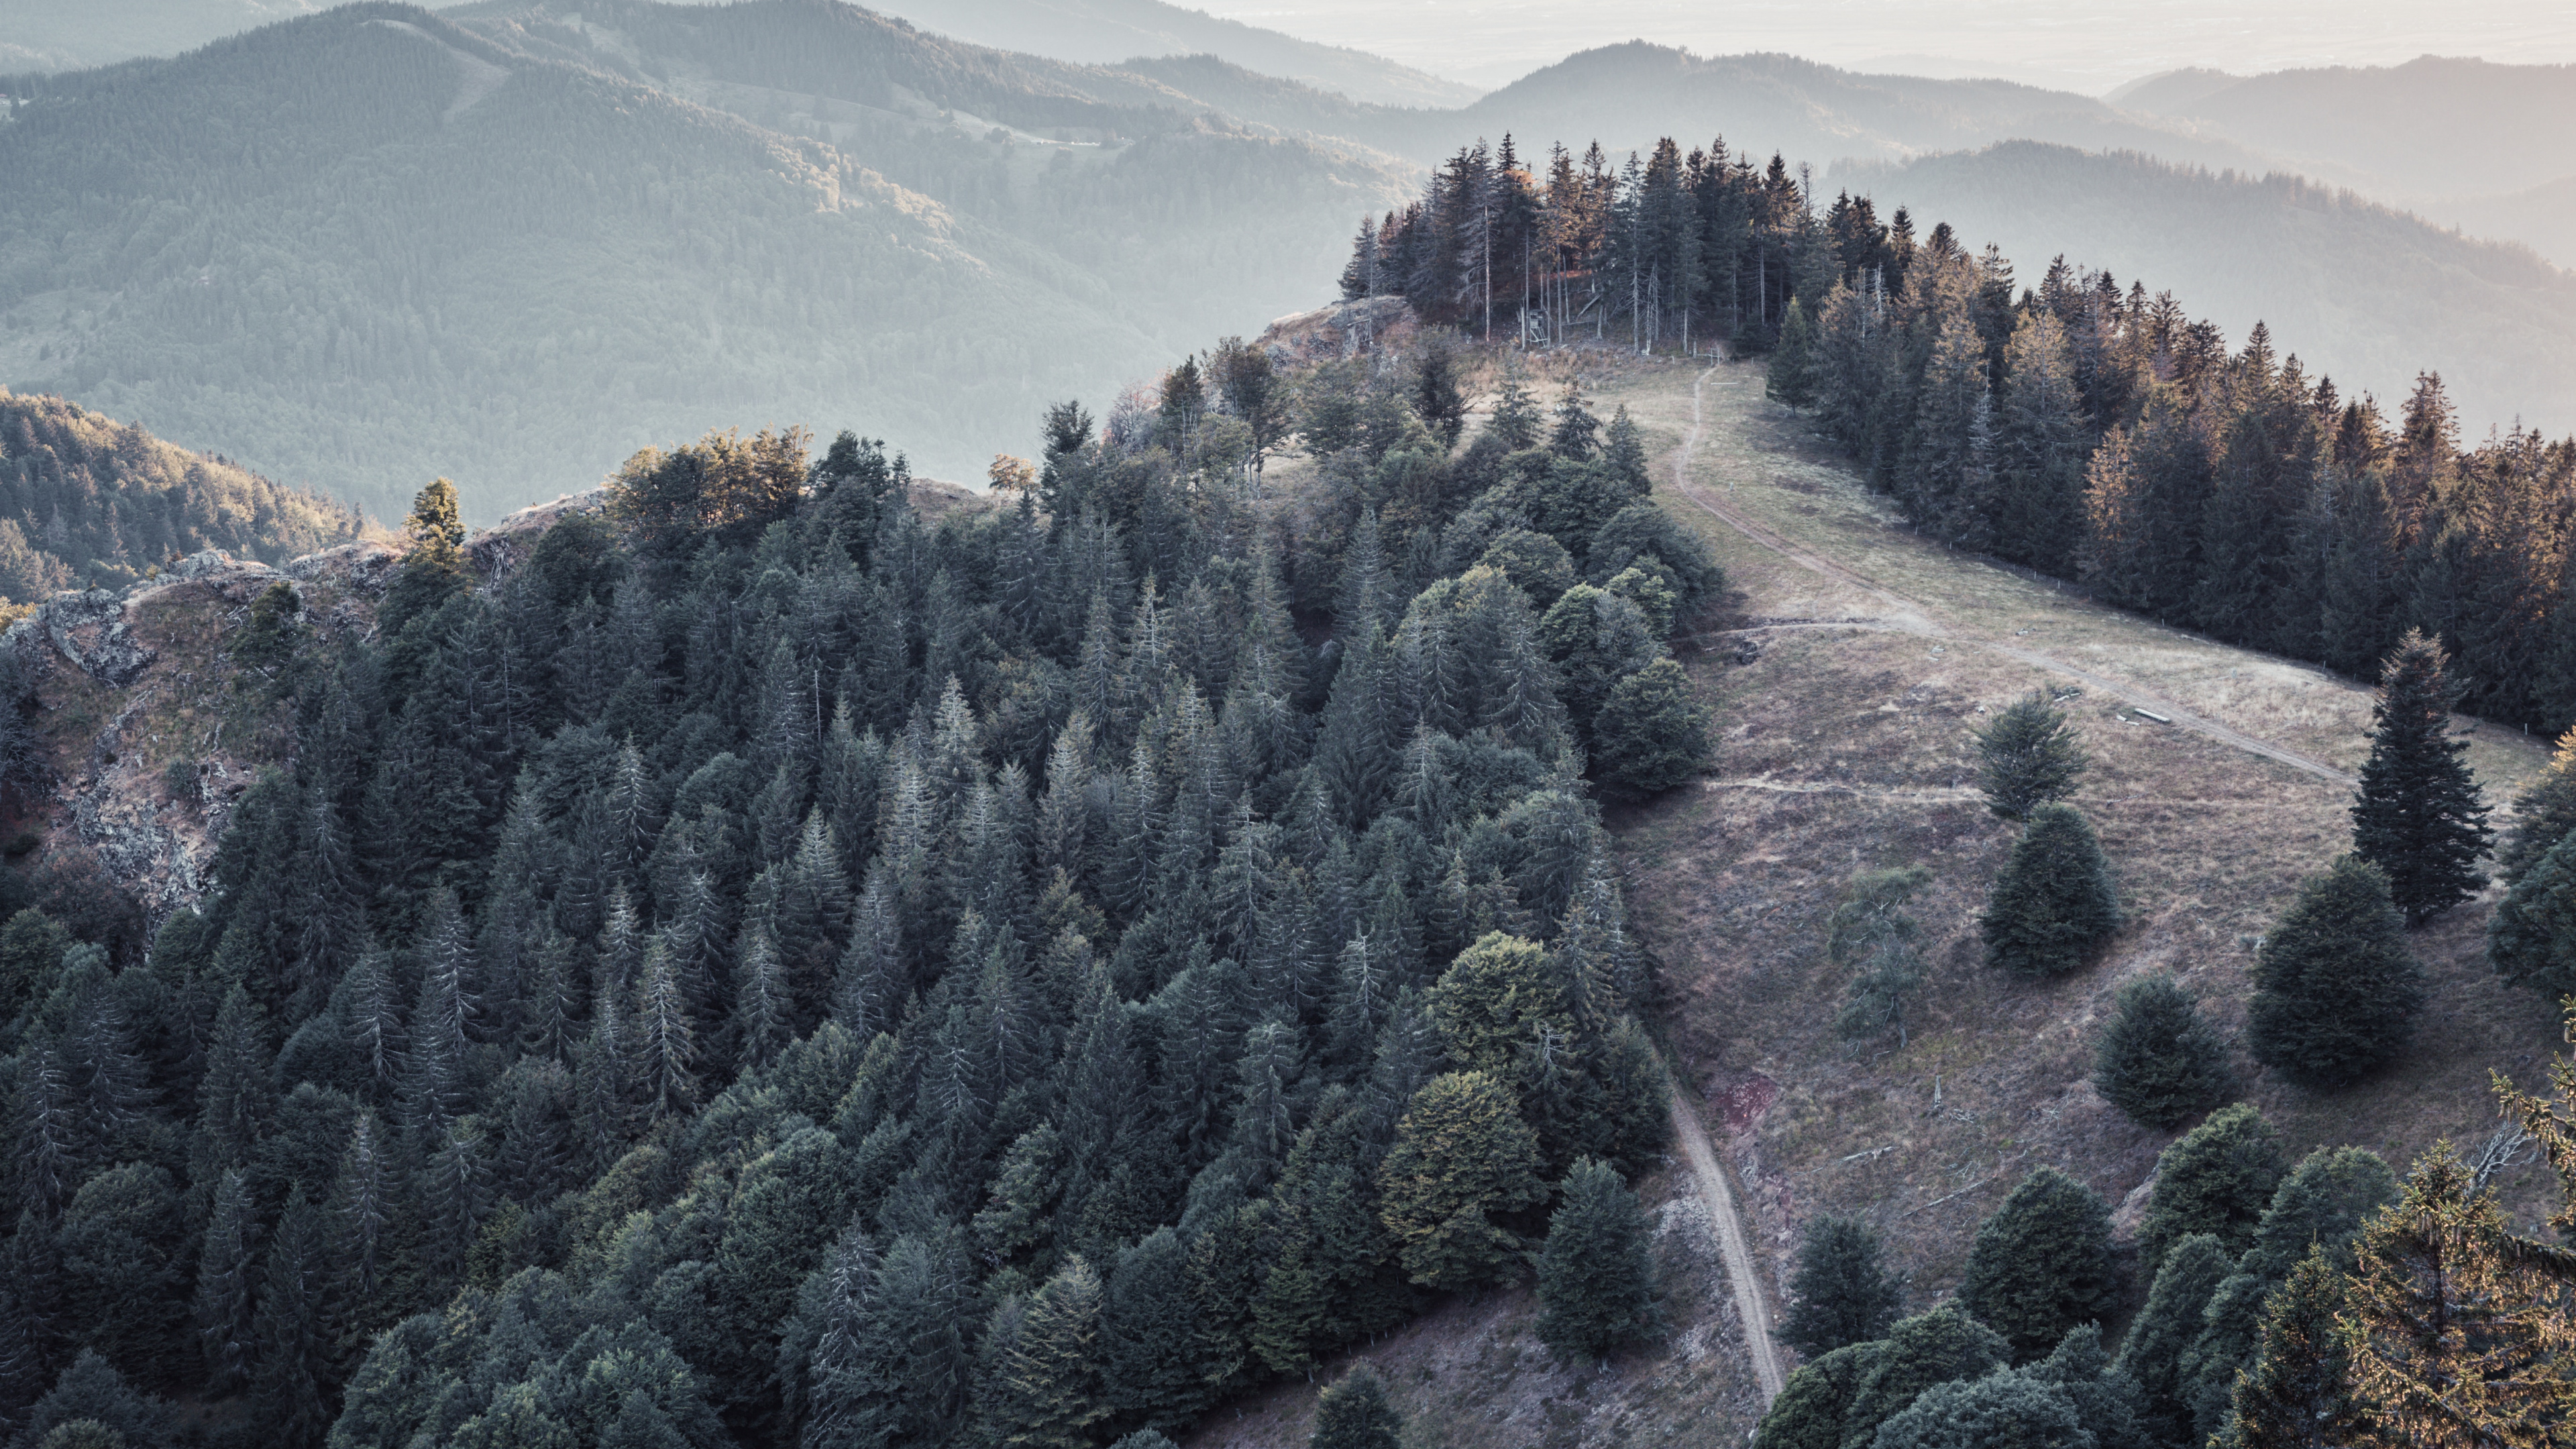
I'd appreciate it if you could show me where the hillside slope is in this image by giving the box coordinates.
[1178,350,2565,1449]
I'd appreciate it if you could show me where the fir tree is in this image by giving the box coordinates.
[1309,1361,1403,1449]
[1767,299,1820,407]
[2487,827,2576,1002]
[250,1197,336,1449]
[1590,657,1711,800]
[2247,856,2425,1087]
[1777,1214,1901,1358]
[2091,975,2231,1130]
[1978,803,2121,977]
[2350,629,2493,924]
[192,1169,258,1393]
[1956,1167,2121,1362]
[1869,1371,2088,1449]
[2139,1103,2286,1275]
[1752,1342,1876,1449]
[1841,1308,2011,1448]
[2221,1248,2360,1449]
[1489,366,1543,451]
[1535,1157,1660,1362]
[1971,692,2087,820]
[2496,727,2576,885]
[2114,1232,2231,1444]
[988,1256,1111,1449]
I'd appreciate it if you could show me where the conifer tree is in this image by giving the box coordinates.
[193,1169,258,1393]
[1602,407,1651,498]
[2247,856,2425,1086]
[2496,727,2576,885]
[1971,692,2087,820]
[988,1256,1110,1449]
[2350,629,2493,924]
[1378,1071,1545,1290]
[2091,975,2231,1130]
[1869,1370,2088,1449]
[2114,1232,2230,1444]
[1309,1361,1403,1449]
[2487,827,2576,1002]
[2139,1103,2286,1275]
[1978,803,2120,977]
[1535,1157,1660,1362]
[2222,1248,2360,1449]
[1777,1214,1901,1358]
[1591,657,1711,800]
[1767,299,1819,407]
[1751,1342,1876,1449]
[1489,365,1543,451]
[1550,384,1601,458]
[1104,1228,1208,1433]
[1955,1167,2121,1362]
[1841,1308,2011,1447]
[251,1197,335,1449]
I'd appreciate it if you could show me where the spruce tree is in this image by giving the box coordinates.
[2137,1103,2286,1275]
[1309,1361,1402,1449]
[1869,1371,2088,1449]
[2487,827,2576,1002]
[193,1169,258,1393]
[1591,657,1712,800]
[1978,803,2121,977]
[2247,856,2425,1087]
[1841,1308,2011,1446]
[1955,1166,2121,1362]
[1778,1214,1901,1358]
[2114,1232,2231,1444]
[2496,726,2576,885]
[2091,975,2231,1130]
[1767,299,1820,407]
[1971,691,2087,820]
[1752,1342,1877,1449]
[989,1256,1110,1449]
[1535,1158,1661,1363]
[2222,1248,2360,1449]
[2350,629,2492,924]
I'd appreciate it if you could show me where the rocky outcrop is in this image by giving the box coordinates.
[32,588,158,686]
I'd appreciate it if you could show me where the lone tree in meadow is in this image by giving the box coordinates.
[1778,1214,1902,1357]
[1955,1166,2122,1362]
[2092,975,2231,1130]
[2247,856,2426,1087]
[1309,1362,1403,1449]
[1972,690,2088,820]
[1979,803,2121,977]
[1536,1157,1662,1362]
[2351,629,2492,925]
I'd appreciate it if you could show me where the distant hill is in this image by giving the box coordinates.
[1838,142,2576,435]
[0,390,366,600]
[0,1,1413,518]
[0,0,341,71]
[859,0,1478,107]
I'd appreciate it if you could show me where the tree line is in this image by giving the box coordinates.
[0,327,1720,1448]
[1343,134,2576,734]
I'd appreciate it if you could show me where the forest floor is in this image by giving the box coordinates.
[1183,349,2566,1449]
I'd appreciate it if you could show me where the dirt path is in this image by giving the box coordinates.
[1666,367,2356,789]
[1670,1090,1786,1402]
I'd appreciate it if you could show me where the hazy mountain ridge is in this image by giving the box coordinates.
[0,1,1411,519]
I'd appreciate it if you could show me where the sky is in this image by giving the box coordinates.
[1184,0,2576,94]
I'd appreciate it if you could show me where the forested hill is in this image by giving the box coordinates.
[0,2,1411,519]
[0,390,368,601]
[0,313,1726,1448]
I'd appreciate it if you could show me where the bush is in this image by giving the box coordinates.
[1978,803,2120,977]
[2247,856,2425,1086]
[1778,1215,1901,1358]
[1972,691,2087,820]
[1591,657,1711,800]
[1309,1362,1402,1449]
[2092,975,2231,1129]
[1955,1167,2121,1362]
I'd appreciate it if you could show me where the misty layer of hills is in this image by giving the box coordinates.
[2,0,2572,521]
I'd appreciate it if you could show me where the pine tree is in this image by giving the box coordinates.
[1378,1071,1546,1291]
[2487,827,2576,1002]
[2092,975,2231,1129]
[1309,1361,1403,1449]
[989,1256,1110,1449]
[1777,1214,1901,1357]
[1534,1157,1660,1362]
[2247,856,2425,1087]
[2139,1103,2286,1275]
[1955,1166,2121,1362]
[1590,657,1711,800]
[1971,692,2087,820]
[2350,629,2493,924]
[1978,803,2120,977]
[2114,1232,2231,1444]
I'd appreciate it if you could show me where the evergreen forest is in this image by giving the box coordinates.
[0,321,1725,1448]
[1348,135,2576,731]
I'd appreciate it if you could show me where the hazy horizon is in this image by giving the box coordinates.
[1186,0,2576,94]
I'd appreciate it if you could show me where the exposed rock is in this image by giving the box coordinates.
[470,487,606,578]
[36,588,157,686]
[1258,294,1416,368]
[285,539,403,594]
